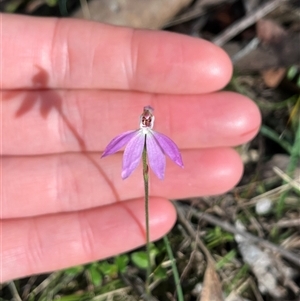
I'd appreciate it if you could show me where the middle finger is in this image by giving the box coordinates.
[2,90,260,155]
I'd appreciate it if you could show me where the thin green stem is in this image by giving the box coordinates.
[142,138,151,295]
[260,125,292,154]
[163,236,184,301]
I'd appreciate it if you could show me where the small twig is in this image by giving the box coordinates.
[226,277,251,300]
[120,272,158,301]
[176,203,300,267]
[149,269,173,292]
[212,0,284,46]
[249,277,265,301]
[248,183,291,203]
[30,272,62,296]
[273,166,300,192]
[21,276,37,301]
[231,37,260,63]
[179,244,197,282]
[276,218,300,228]
[163,6,206,28]
[91,287,131,300]
[177,206,232,293]
[176,205,214,263]
[7,281,22,301]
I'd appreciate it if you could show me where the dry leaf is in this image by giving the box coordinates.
[201,260,224,301]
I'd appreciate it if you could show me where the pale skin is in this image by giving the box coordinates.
[1,13,261,282]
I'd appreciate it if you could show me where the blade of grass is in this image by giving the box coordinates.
[260,125,292,154]
[258,95,298,110]
[215,250,237,270]
[163,235,184,301]
[276,116,300,217]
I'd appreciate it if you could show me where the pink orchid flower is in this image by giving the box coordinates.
[101,106,183,179]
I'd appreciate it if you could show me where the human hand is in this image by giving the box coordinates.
[1,13,261,282]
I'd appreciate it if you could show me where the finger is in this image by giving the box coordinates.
[2,13,232,93]
[2,91,261,155]
[1,198,176,282]
[2,148,242,218]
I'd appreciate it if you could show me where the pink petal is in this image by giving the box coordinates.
[153,131,184,168]
[146,132,166,180]
[122,132,145,179]
[101,130,138,157]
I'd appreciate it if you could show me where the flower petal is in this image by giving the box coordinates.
[146,132,166,180]
[122,131,145,179]
[153,131,184,168]
[101,130,138,157]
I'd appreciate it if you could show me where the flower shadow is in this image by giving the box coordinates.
[14,66,63,119]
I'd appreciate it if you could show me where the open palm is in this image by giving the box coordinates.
[1,13,261,282]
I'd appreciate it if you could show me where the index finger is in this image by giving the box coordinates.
[2,13,232,93]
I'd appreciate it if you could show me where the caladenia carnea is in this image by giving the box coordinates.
[102,106,183,295]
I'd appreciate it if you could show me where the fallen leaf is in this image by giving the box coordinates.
[201,260,224,301]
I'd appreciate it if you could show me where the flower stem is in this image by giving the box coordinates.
[142,138,151,295]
